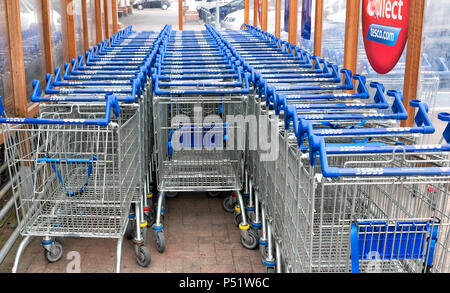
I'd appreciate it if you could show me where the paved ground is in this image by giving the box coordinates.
[119,2,206,32]
[0,193,265,273]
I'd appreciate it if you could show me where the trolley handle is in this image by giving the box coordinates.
[311,135,450,178]
[294,99,434,148]
[37,157,98,164]
[0,93,120,126]
[31,80,136,103]
[45,72,140,98]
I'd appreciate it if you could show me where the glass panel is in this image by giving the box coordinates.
[280,0,287,40]
[108,0,114,35]
[101,0,106,39]
[50,0,65,71]
[268,0,275,35]
[321,0,346,66]
[20,0,46,103]
[74,0,84,57]
[249,0,254,26]
[298,0,315,53]
[0,0,13,116]
[88,0,97,47]
[419,0,450,144]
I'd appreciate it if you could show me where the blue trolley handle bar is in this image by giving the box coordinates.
[0,93,120,126]
[37,156,98,197]
[31,80,136,103]
[311,136,450,177]
[286,91,415,142]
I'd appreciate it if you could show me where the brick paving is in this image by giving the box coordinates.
[3,192,265,273]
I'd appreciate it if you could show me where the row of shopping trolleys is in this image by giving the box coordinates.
[203,24,449,273]
[0,25,170,272]
[149,26,255,255]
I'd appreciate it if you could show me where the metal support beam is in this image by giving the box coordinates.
[261,0,268,31]
[314,0,323,57]
[178,0,183,30]
[65,0,77,61]
[112,0,119,34]
[41,0,54,75]
[244,0,249,25]
[104,0,110,39]
[253,0,258,27]
[275,0,281,38]
[288,0,298,45]
[343,0,360,74]
[5,0,27,117]
[95,0,103,44]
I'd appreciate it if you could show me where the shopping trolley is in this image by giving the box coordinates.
[0,94,146,273]
[150,27,256,252]
[213,24,450,273]
[4,25,169,272]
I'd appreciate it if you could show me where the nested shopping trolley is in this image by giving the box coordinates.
[149,27,256,252]
[215,24,450,273]
[0,94,148,273]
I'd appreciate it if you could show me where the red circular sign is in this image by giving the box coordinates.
[362,0,410,74]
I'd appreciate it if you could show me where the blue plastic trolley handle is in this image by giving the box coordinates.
[0,93,120,126]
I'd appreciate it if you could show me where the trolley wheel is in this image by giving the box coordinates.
[155,232,166,253]
[207,191,222,198]
[135,245,151,267]
[44,240,64,263]
[266,266,276,274]
[241,230,259,250]
[234,213,242,227]
[144,208,156,227]
[166,192,178,198]
[260,244,268,262]
[223,196,235,213]
[125,219,135,240]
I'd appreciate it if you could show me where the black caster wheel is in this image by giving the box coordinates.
[166,192,178,198]
[241,230,259,250]
[234,213,242,227]
[260,244,268,262]
[266,266,276,274]
[126,219,135,240]
[135,245,151,267]
[207,191,222,198]
[44,240,64,263]
[155,231,166,253]
[223,196,235,213]
[144,208,156,227]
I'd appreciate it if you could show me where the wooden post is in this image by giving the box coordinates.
[343,0,360,74]
[244,0,249,25]
[112,0,119,34]
[5,0,27,117]
[178,0,183,30]
[261,0,268,31]
[288,0,298,45]
[314,0,323,57]
[104,0,110,38]
[41,0,54,75]
[253,0,258,27]
[65,0,77,60]
[275,0,281,38]
[402,0,425,127]
[82,0,90,53]
[95,0,103,43]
